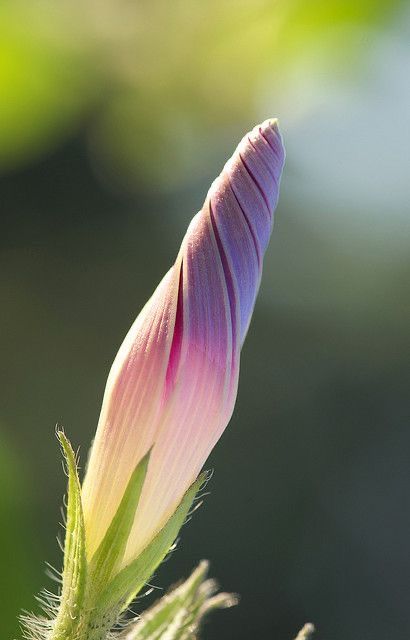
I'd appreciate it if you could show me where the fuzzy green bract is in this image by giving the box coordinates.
[51,433,87,640]
[121,561,237,640]
[95,473,206,616]
[22,434,206,640]
[89,450,151,588]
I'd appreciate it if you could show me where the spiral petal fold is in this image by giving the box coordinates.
[81,119,285,567]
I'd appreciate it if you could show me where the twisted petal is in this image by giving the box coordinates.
[81,119,285,566]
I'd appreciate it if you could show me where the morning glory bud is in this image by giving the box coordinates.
[81,119,285,570]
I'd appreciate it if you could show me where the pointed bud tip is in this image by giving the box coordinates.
[264,117,279,128]
[257,117,281,133]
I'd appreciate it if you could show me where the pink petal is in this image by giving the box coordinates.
[81,119,285,565]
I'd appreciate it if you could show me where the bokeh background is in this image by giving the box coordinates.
[1,1,409,638]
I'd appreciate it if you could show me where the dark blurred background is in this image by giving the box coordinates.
[1,1,409,638]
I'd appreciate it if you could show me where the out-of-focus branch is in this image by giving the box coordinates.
[294,623,315,640]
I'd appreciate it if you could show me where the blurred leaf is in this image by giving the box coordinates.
[0,0,404,183]
[119,561,237,640]
[294,623,315,640]
[0,1,100,170]
[0,431,39,639]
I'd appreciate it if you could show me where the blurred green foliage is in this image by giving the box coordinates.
[0,0,403,186]
[1,1,409,639]
[0,435,41,639]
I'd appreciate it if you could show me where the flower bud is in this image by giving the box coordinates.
[81,119,285,568]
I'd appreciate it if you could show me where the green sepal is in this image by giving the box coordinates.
[89,449,151,588]
[119,561,238,640]
[97,472,207,616]
[52,431,87,639]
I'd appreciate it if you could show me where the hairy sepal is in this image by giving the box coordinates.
[96,473,207,617]
[52,432,87,639]
[24,438,205,640]
[89,450,151,589]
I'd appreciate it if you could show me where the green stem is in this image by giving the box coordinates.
[49,602,120,640]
